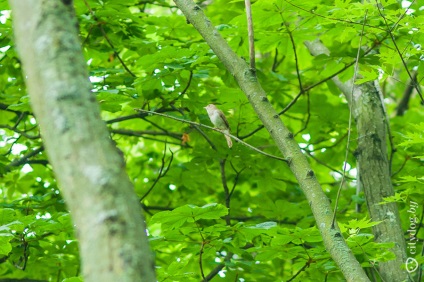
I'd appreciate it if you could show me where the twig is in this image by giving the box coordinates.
[170,104,217,151]
[391,156,409,177]
[140,143,173,201]
[219,159,231,225]
[229,162,246,199]
[105,107,177,124]
[193,220,207,281]
[83,0,136,77]
[110,129,182,140]
[135,109,287,162]
[0,124,40,139]
[331,10,368,229]
[294,92,310,136]
[375,0,423,103]
[170,70,193,104]
[272,48,286,72]
[285,0,386,31]
[7,146,45,168]
[304,150,355,180]
[287,260,311,282]
[204,252,233,281]
[285,22,302,90]
[199,241,206,281]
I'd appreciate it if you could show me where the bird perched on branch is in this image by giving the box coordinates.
[204,104,233,148]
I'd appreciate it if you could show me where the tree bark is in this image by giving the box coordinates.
[9,1,156,281]
[305,39,407,282]
[173,1,370,281]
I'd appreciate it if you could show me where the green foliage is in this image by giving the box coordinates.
[1,0,423,281]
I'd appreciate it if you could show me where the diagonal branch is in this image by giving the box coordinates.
[110,129,182,140]
[375,0,423,103]
[140,143,173,201]
[135,109,287,162]
[7,146,45,169]
[285,22,303,91]
[172,1,369,281]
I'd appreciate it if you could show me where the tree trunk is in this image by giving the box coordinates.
[305,39,407,282]
[9,1,156,281]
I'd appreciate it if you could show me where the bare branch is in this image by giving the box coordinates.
[140,144,174,201]
[331,10,368,229]
[285,22,302,91]
[110,129,182,140]
[219,159,231,225]
[7,146,45,168]
[135,108,287,162]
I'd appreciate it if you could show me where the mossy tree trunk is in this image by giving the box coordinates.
[9,1,156,281]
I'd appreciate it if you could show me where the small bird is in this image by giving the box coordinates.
[204,104,233,148]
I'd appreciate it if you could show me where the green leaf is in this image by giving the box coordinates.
[150,203,228,230]
[0,233,13,255]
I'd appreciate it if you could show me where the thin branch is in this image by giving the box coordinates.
[309,132,349,152]
[0,103,29,115]
[229,162,246,198]
[81,22,95,46]
[105,107,177,124]
[245,0,255,70]
[7,146,45,168]
[391,155,409,177]
[375,0,423,103]
[0,124,40,139]
[170,70,193,105]
[285,22,302,90]
[199,241,207,281]
[141,204,173,211]
[110,129,182,140]
[204,252,232,281]
[141,117,171,133]
[140,144,173,201]
[272,48,286,72]
[304,150,355,180]
[331,10,368,229]
[170,104,217,151]
[135,109,287,162]
[287,260,311,282]
[12,112,27,130]
[124,135,186,147]
[294,92,310,136]
[285,1,386,32]
[219,159,231,225]
[83,0,136,77]
[193,220,207,281]
[25,160,49,166]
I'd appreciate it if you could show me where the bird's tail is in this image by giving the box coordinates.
[224,134,232,148]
